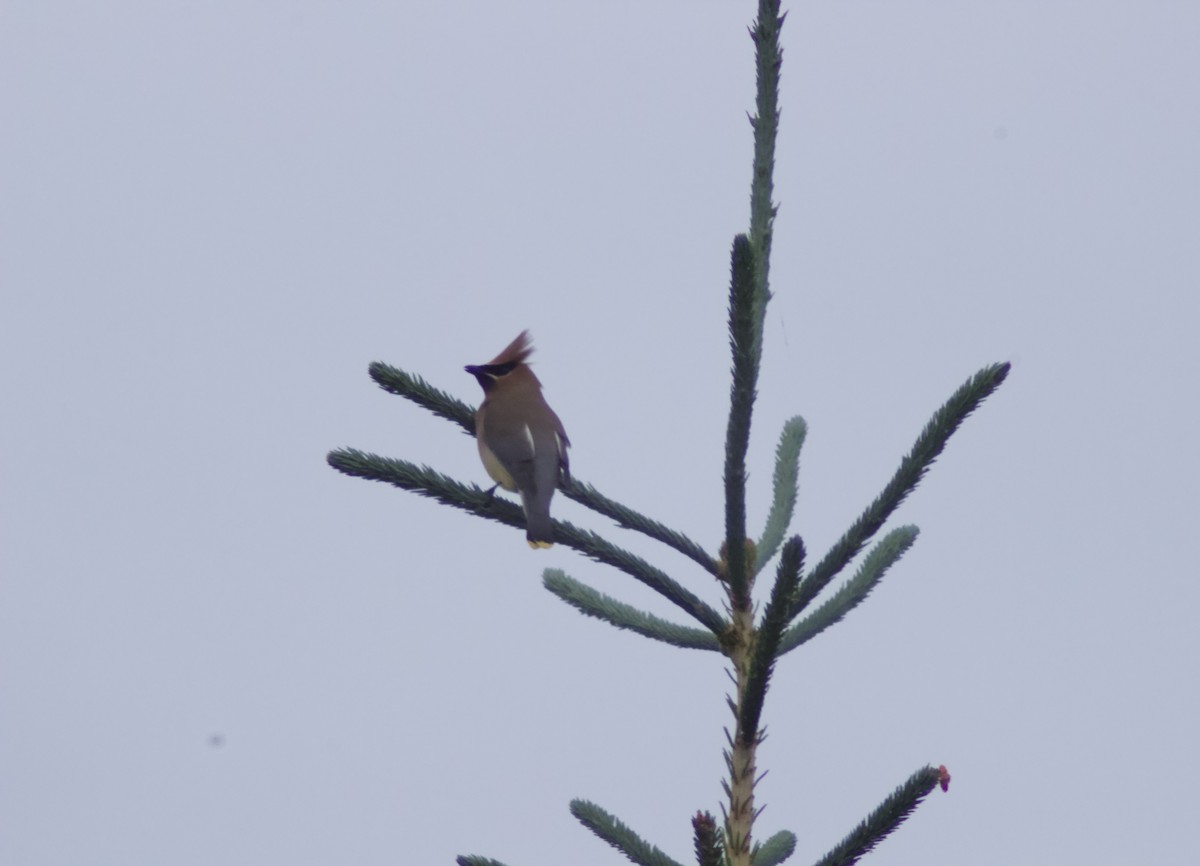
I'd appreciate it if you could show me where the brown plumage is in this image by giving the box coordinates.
[465,331,570,548]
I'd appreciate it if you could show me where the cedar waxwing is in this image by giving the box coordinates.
[465,331,570,548]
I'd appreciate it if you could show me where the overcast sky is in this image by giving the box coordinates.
[2,3,1198,865]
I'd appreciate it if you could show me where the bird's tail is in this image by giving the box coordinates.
[521,489,555,549]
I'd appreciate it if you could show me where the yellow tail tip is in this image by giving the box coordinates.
[527,539,554,549]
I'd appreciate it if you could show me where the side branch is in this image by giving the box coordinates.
[571,800,686,866]
[792,362,1010,618]
[811,765,946,866]
[752,831,797,866]
[369,361,474,434]
[568,481,719,576]
[692,812,725,866]
[724,234,759,609]
[328,447,509,520]
[777,526,918,655]
[559,523,728,635]
[543,569,722,651]
[739,535,804,742]
[755,416,807,574]
[327,449,727,634]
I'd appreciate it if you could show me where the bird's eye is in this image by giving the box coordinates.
[487,361,519,376]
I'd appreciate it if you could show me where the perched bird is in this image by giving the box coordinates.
[465,331,570,548]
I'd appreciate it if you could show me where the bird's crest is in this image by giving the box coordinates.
[488,330,535,366]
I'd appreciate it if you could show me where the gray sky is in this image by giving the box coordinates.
[2,3,1197,864]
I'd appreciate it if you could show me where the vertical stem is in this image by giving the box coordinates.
[725,608,758,866]
[723,4,784,863]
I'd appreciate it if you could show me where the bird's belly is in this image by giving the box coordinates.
[478,440,518,492]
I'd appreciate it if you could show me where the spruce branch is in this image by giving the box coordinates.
[693,811,727,866]
[755,417,807,574]
[456,858,513,866]
[724,233,759,610]
[792,362,1010,618]
[369,361,475,434]
[544,569,722,651]
[561,524,727,635]
[739,536,805,744]
[571,799,686,866]
[368,361,717,573]
[751,831,796,866]
[327,448,511,521]
[327,449,727,634]
[777,526,918,656]
[569,481,720,576]
[810,765,946,866]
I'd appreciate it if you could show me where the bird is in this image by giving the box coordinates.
[465,331,570,548]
